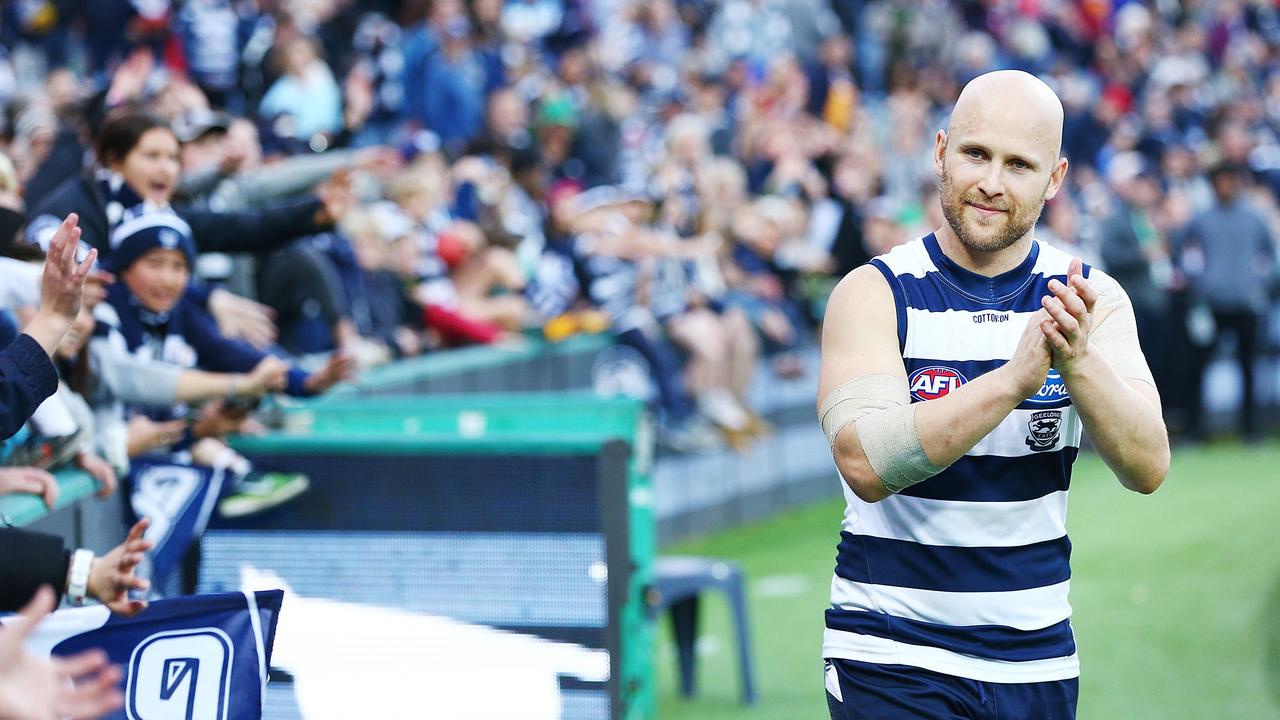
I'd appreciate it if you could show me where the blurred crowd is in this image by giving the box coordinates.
[0,0,1276,527]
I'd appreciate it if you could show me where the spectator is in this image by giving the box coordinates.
[26,110,342,346]
[1098,152,1172,395]
[417,16,489,153]
[1178,163,1278,441]
[339,205,426,361]
[94,210,349,590]
[259,37,343,143]
[174,0,243,110]
[0,213,156,639]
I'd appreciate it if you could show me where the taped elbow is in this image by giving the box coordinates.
[821,375,940,502]
[833,445,891,503]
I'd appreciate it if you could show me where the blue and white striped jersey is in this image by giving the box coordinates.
[823,233,1086,684]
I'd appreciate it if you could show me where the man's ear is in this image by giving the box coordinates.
[933,130,948,179]
[1043,156,1069,201]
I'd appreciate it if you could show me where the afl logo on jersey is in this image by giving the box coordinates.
[1025,369,1071,405]
[909,366,967,401]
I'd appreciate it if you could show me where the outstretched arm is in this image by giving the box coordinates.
[0,214,91,440]
[1039,260,1169,493]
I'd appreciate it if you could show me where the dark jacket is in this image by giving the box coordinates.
[1099,203,1166,315]
[0,334,67,612]
[0,526,68,611]
[0,334,59,441]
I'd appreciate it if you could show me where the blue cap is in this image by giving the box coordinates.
[105,210,196,272]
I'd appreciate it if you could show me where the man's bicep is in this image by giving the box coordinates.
[817,265,906,403]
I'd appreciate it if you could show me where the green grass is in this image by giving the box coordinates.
[655,441,1280,719]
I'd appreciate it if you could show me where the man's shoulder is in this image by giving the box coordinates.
[868,236,932,276]
[1032,239,1082,272]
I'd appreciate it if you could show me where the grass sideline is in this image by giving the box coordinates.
[655,441,1280,719]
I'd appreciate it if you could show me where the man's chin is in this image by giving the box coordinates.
[956,228,1013,252]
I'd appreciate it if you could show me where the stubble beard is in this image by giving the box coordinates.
[939,169,1046,254]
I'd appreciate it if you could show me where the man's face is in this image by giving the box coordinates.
[1212,171,1241,203]
[180,132,226,175]
[936,127,1058,253]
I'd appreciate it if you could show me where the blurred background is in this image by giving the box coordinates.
[0,0,1277,718]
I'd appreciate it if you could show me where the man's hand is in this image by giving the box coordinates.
[208,288,277,349]
[87,519,152,616]
[191,400,251,440]
[104,48,153,107]
[0,467,58,510]
[74,452,117,498]
[125,416,187,458]
[1000,308,1054,400]
[315,168,355,227]
[240,356,289,397]
[303,350,355,394]
[40,214,93,323]
[217,145,248,177]
[81,269,114,309]
[0,586,125,720]
[1040,257,1099,377]
[353,147,404,178]
[25,214,95,357]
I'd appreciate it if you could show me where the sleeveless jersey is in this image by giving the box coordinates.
[822,233,1086,684]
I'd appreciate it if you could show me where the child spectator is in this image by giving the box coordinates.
[94,209,351,592]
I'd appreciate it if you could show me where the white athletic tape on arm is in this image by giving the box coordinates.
[1088,272,1156,389]
[819,375,943,493]
[819,374,908,447]
[856,403,943,493]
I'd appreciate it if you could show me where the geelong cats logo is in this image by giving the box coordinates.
[1025,410,1063,452]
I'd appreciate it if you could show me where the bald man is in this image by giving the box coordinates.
[817,70,1169,719]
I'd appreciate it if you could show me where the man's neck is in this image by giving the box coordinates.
[933,224,1034,277]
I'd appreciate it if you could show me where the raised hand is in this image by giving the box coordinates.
[24,214,96,357]
[1040,257,1099,376]
[88,518,153,616]
[40,214,94,324]
[0,586,125,720]
[105,48,154,106]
